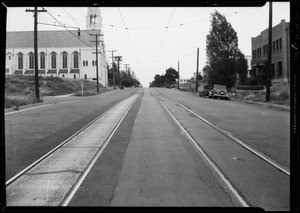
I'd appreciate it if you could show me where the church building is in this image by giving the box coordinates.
[5,7,108,86]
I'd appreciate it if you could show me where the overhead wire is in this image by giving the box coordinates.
[117,7,140,70]
[45,9,96,50]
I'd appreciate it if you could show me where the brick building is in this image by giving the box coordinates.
[251,19,290,82]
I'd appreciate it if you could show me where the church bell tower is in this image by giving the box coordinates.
[86,7,102,31]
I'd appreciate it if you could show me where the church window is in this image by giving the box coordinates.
[29,52,34,69]
[62,52,68,68]
[40,52,45,69]
[73,52,79,68]
[51,52,57,69]
[90,15,93,25]
[17,53,23,69]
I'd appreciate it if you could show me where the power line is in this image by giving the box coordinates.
[150,7,176,74]
[117,8,139,64]
[45,10,96,50]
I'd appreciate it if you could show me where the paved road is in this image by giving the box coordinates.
[5,87,290,210]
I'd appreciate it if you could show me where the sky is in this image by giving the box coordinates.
[5,3,290,87]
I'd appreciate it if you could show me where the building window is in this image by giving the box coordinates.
[266,44,268,55]
[86,60,88,66]
[9,56,11,60]
[263,46,265,55]
[279,38,282,49]
[271,63,275,78]
[252,50,255,59]
[73,52,79,68]
[278,61,282,77]
[273,41,275,52]
[276,39,279,51]
[74,74,76,79]
[62,74,65,78]
[62,52,68,69]
[29,52,34,69]
[85,74,87,79]
[92,60,94,66]
[17,53,23,69]
[40,52,45,69]
[83,61,85,66]
[51,52,57,69]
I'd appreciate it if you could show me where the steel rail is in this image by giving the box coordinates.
[5,96,136,186]
[157,97,249,207]
[153,88,290,176]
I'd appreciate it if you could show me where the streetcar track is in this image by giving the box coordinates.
[6,95,139,188]
[152,88,290,176]
[153,92,249,207]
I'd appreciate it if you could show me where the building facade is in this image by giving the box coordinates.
[251,19,290,82]
[5,7,108,86]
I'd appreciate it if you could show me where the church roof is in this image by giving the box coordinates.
[6,29,102,49]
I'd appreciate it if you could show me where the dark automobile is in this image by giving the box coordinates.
[199,84,214,98]
[211,84,230,99]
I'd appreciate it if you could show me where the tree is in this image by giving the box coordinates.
[206,10,240,88]
[236,50,248,84]
[165,67,179,86]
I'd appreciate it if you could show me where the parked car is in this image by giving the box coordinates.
[199,84,214,98]
[211,84,229,99]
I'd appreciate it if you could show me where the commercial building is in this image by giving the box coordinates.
[251,19,290,82]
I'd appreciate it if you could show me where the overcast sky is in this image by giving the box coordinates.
[6,3,290,86]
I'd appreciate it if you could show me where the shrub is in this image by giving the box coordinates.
[5,94,42,108]
[236,85,264,90]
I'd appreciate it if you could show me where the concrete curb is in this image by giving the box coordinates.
[230,98,290,111]
[184,89,290,111]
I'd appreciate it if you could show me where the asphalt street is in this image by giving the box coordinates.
[5,87,290,210]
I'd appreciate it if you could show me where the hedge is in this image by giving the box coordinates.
[236,85,265,90]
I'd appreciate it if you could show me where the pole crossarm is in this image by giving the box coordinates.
[25,7,47,101]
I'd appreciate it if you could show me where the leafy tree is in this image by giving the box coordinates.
[206,10,240,88]
[165,67,179,86]
[236,50,249,84]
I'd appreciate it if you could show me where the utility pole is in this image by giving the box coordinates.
[114,56,122,88]
[124,64,129,80]
[90,33,103,93]
[177,61,180,90]
[26,7,47,101]
[108,50,117,89]
[266,2,272,102]
[195,48,199,92]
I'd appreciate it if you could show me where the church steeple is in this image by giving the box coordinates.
[86,7,102,31]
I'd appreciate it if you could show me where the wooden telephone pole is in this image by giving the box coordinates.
[90,33,103,93]
[25,7,47,101]
[108,50,117,89]
[114,56,122,88]
[195,48,199,92]
[266,2,273,102]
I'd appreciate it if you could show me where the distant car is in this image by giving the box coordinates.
[199,84,214,98]
[211,84,229,99]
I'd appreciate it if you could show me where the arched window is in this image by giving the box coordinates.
[83,61,85,66]
[29,52,34,69]
[62,52,68,69]
[17,53,23,69]
[50,52,57,69]
[90,15,93,25]
[40,52,45,69]
[94,15,97,24]
[73,51,79,68]
[86,60,88,66]
[84,74,87,79]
